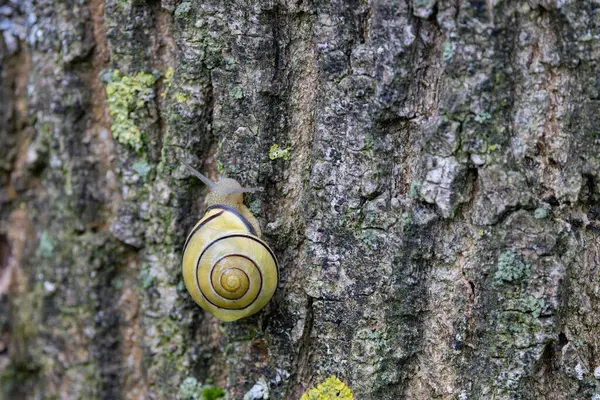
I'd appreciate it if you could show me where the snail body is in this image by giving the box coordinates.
[181,162,278,321]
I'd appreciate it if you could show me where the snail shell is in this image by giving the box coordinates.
[181,163,278,321]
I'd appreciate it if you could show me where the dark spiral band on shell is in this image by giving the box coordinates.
[195,234,276,311]
[182,205,257,256]
[205,204,258,235]
[182,210,225,255]
[209,254,262,307]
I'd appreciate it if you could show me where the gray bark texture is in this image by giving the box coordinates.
[1,0,600,399]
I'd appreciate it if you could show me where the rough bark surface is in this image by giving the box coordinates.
[1,0,600,399]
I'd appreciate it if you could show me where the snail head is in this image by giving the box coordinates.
[181,161,263,205]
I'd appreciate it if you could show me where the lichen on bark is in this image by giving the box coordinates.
[104,69,162,152]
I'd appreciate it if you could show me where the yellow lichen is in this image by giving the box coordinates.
[300,376,354,400]
[268,144,291,161]
[105,69,160,152]
[175,93,189,103]
[161,66,175,97]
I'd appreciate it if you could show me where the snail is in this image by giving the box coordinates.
[180,161,278,321]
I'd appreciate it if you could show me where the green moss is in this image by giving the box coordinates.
[269,144,291,161]
[202,386,225,400]
[105,69,160,152]
[179,377,225,400]
[488,144,499,152]
[494,250,530,285]
[300,376,354,400]
[175,93,189,103]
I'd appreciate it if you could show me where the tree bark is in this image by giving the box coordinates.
[1,0,600,399]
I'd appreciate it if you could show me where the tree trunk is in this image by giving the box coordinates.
[1,0,600,399]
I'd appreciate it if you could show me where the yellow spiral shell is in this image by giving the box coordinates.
[182,205,278,321]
